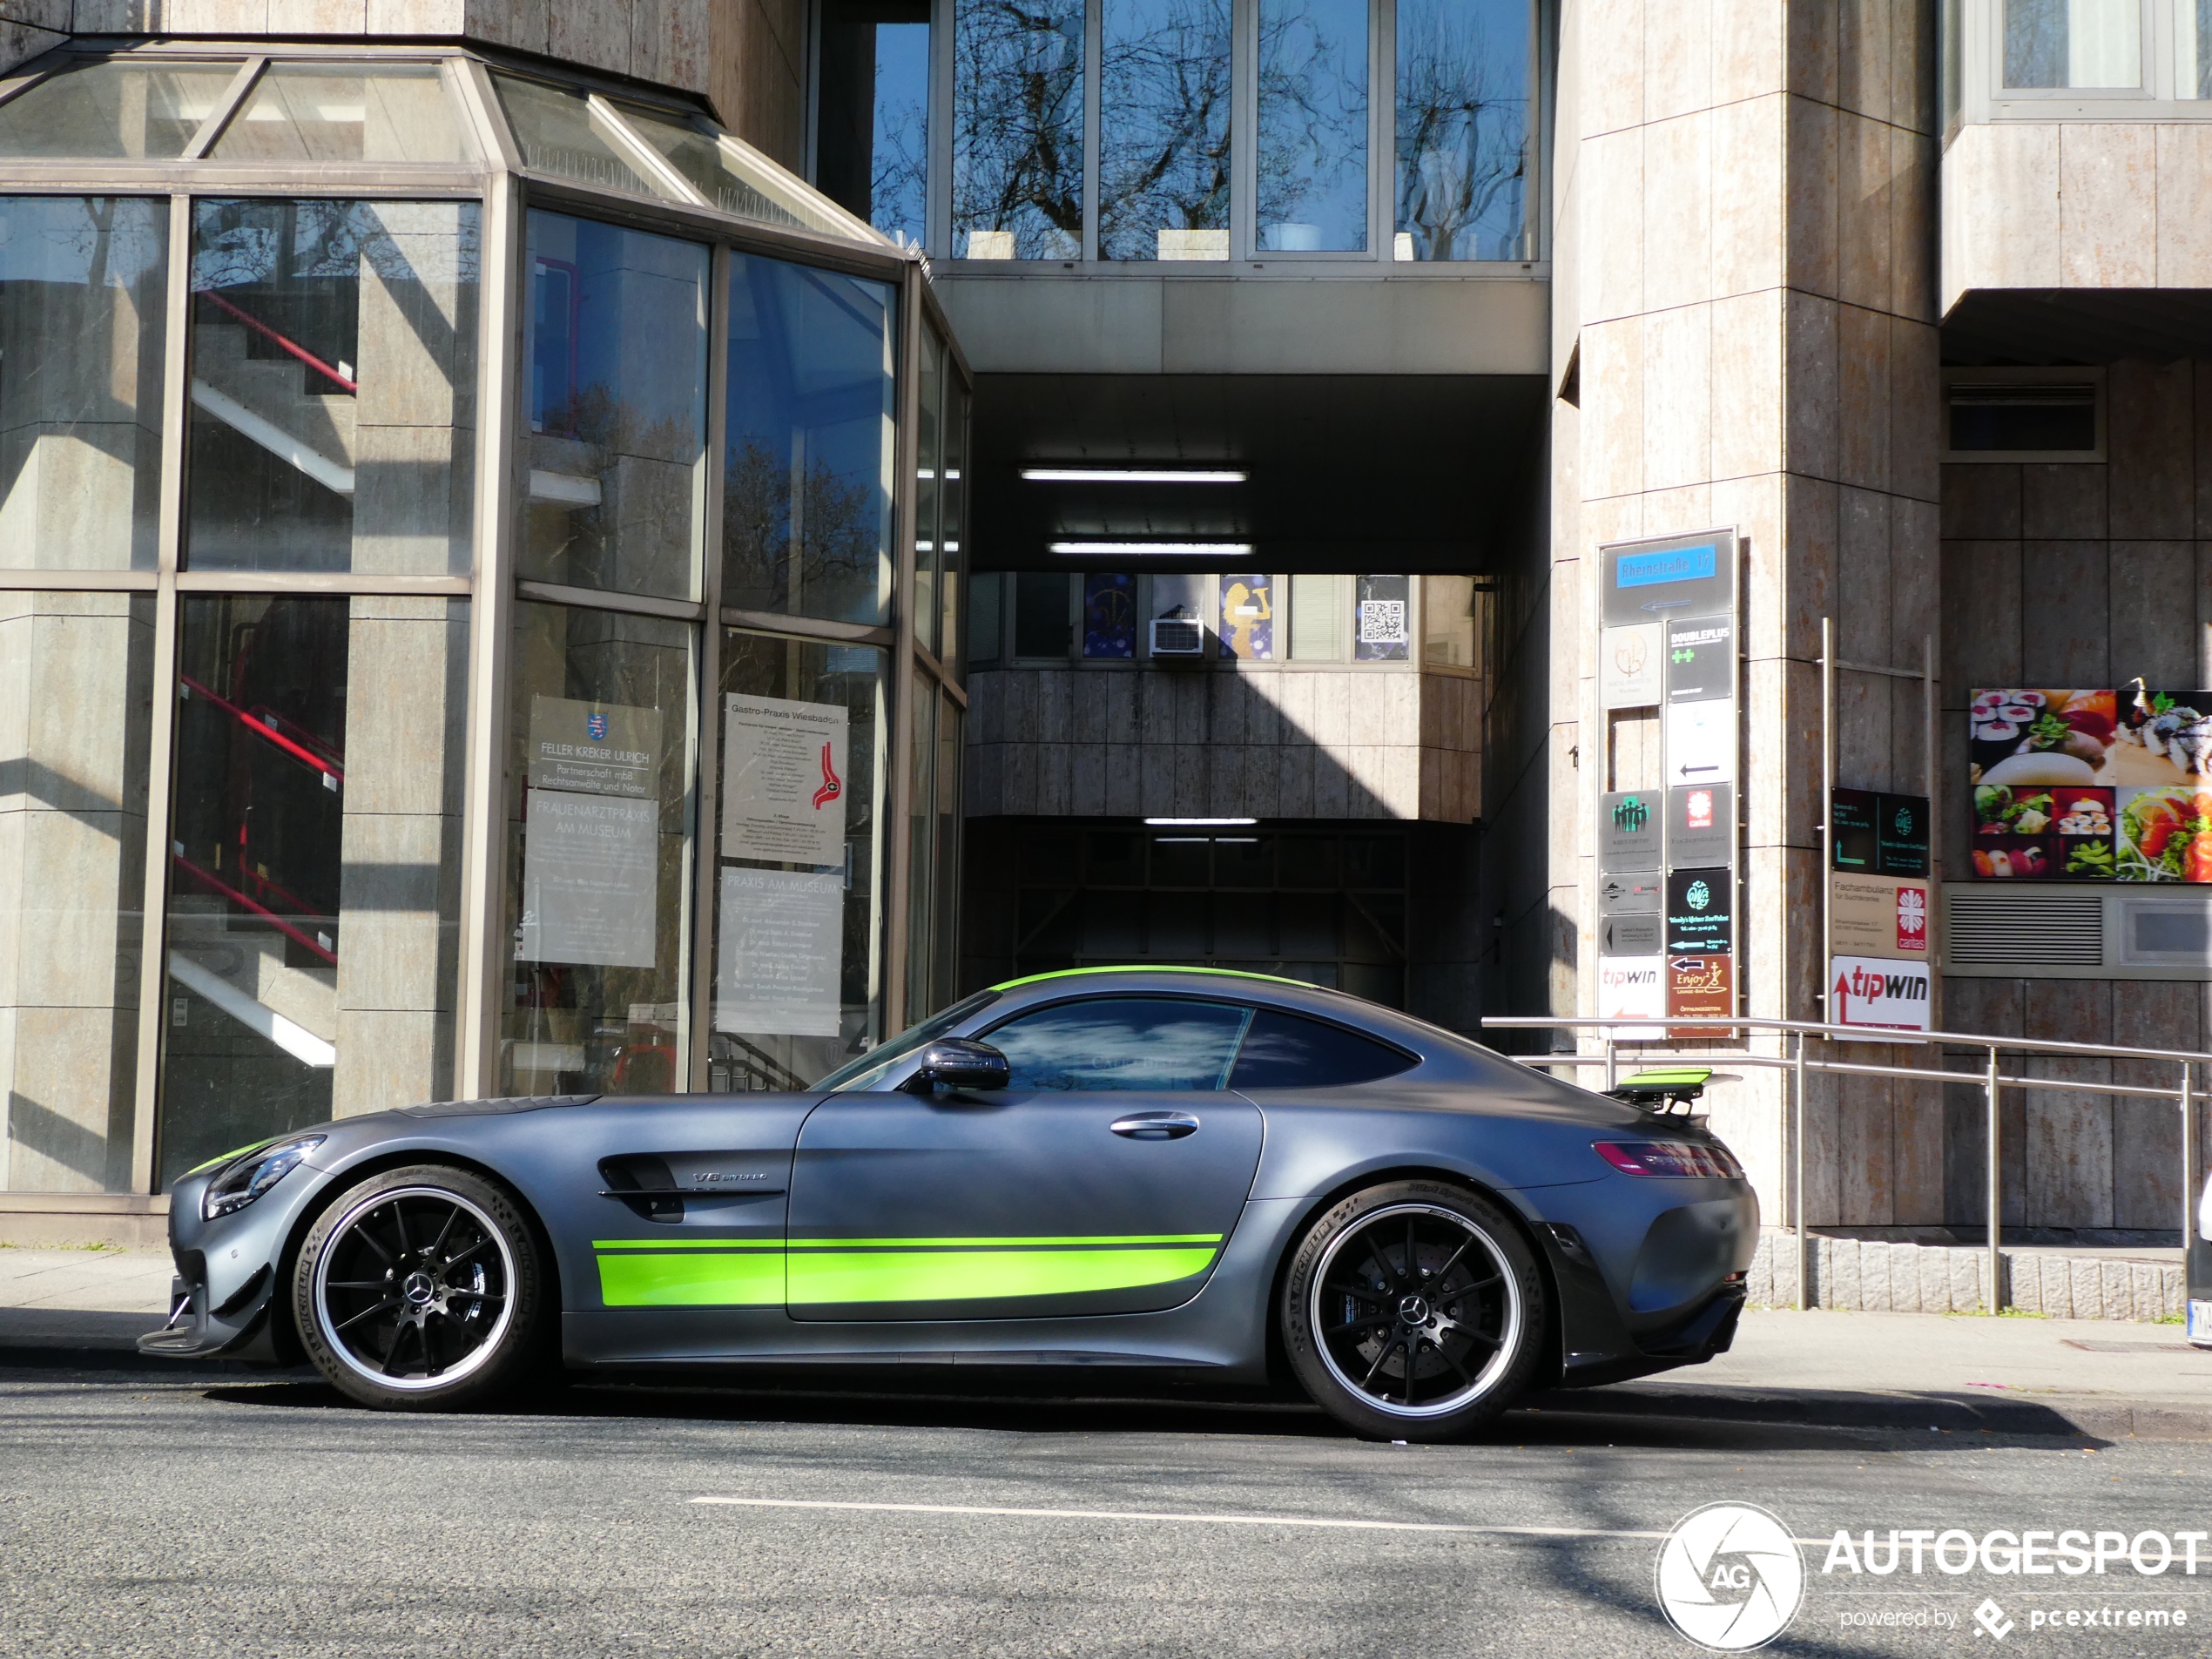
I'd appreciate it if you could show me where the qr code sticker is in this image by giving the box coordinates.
[1359,599,1407,644]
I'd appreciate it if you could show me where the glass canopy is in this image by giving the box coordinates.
[0,49,894,253]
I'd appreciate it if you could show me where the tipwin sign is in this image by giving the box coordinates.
[1829,954,1932,1031]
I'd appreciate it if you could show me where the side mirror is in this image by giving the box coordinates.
[906,1038,1010,1094]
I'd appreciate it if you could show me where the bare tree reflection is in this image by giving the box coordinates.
[1257,0,1367,248]
[1099,0,1231,260]
[724,437,880,614]
[953,0,1084,257]
[1394,0,1527,261]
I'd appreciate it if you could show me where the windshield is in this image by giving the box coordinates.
[813,990,1001,1091]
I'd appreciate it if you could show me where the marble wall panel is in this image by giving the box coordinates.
[1942,462,2020,539]
[2155,125,2212,288]
[2020,465,2106,540]
[2058,124,2156,289]
[2108,543,2197,689]
[1642,113,1713,313]
[1711,95,1786,299]
[2018,542,2109,685]
[2109,360,2195,540]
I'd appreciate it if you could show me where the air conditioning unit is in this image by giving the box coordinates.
[1150,617,1204,657]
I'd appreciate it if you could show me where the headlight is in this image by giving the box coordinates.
[203,1136,325,1219]
[1592,1139,1743,1179]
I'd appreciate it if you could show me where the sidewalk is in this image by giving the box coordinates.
[3,1248,2208,1438]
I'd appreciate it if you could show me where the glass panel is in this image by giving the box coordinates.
[953,0,1085,259]
[932,691,962,1010]
[0,592,152,1192]
[1394,0,1530,261]
[816,0,934,242]
[617,102,876,243]
[1100,0,1233,262]
[1083,572,1136,658]
[1258,0,1369,253]
[1289,572,1345,659]
[981,996,1249,1089]
[493,73,678,199]
[723,253,896,624]
[503,602,694,1096]
[0,197,167,572]
[1217,572,1275,659]
[1014,572,1071,657]
[1353,572,1409,661]
[160,594,470,1185]
[2177,0,2212,96]
[941,380,968,671]
[522,211,707,599]
[904,666,938,1014]
[185,199,480,577]
[211,64,470,164]
[711,630,887,1089]
[2004,0,2141,88]
[914,327,943,656]
[1421,573,1477,668]
[970,571,1002,664]
[0,57,237,158]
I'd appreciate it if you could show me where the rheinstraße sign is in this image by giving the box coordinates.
[1828,954,1932,1031]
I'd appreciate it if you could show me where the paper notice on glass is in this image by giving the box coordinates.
[722,693,849,867]
[716,867,844,1037]
[527,695,662,799]
[519,790,658,968]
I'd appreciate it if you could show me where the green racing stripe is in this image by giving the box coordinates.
[592,1233,1226,1308]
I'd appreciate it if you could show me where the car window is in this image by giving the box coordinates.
[1227,1008,1417,1090]
[981,998,1252,1092]
[818,989,1001,1090]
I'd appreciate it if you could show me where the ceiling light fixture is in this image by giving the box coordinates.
[1049,540,1252,556]
[1144,817,1258,826]
[1022,467,1246,483]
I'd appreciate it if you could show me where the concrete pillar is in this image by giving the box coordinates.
[1554,3,1941,1226]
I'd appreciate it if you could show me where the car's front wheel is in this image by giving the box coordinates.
[1281,1180,1545,1440]
[293,1165,551,1410]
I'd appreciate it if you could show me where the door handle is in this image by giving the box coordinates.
[1110,1111,1199,1140]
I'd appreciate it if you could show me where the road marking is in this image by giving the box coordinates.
[691,1496,1809,1543]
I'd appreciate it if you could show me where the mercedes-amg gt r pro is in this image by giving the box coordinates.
[144,968,1758,1440]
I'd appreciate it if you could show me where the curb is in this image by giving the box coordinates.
[1527,1382,2212,1443]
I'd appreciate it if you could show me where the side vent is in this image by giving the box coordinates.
[1944,887,2102,968]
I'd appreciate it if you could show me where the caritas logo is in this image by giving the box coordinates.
[1895,885,1928,954]
[1685,789,1714,831]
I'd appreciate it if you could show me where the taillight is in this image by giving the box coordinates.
[1592,1139,1743,1179]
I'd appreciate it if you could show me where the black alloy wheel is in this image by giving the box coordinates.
[293,1164,550,1410]
[1282,1180,1544,1440]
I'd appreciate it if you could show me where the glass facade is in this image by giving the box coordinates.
[841,0,1534,262]
[0,43,968,1197]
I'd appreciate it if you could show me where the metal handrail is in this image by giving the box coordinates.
[1480,1013,2204,1314]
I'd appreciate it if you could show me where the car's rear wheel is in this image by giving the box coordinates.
[1282,1180,1544,1440]
[293,1165,550,1411]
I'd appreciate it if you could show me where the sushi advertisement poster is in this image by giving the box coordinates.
[1971,687,2212,880]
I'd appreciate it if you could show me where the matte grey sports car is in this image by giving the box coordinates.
[142,967,1757,1439]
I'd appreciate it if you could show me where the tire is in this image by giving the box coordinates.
[293,1164,553,1411]
[1281,1180,1545,1441]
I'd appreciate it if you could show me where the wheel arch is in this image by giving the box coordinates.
[270,1148,564,1366]
[1260,1164,1565,1393]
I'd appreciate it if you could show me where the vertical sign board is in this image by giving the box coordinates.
[1830,789,1932,1025]
[1602,529,1739,1028]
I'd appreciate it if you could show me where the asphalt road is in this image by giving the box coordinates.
[3,1369,2209,1659]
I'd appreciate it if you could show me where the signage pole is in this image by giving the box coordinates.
[2183,1061,2196,1287]
[1793,1030,1808,1312]
[1986,1042,2003,1314]
[1820,617,1835,1017]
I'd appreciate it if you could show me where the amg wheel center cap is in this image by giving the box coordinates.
[1398,1293,1429,1325]
[401,1271,437,1308]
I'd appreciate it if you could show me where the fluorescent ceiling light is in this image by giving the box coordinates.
[1022,468,1245,483]
[1144,817,1258,826]
[1050,540,1252,556]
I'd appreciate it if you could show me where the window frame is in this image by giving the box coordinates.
[920,0,1545,272]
